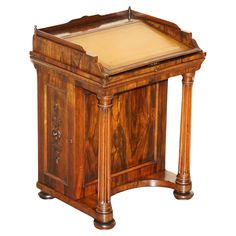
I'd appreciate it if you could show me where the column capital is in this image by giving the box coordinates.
[97,95,113,109]
[182,72,195,85]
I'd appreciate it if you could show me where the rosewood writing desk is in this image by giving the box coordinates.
[30,8,206,229]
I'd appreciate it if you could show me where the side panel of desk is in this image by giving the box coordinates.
[37,66,85,199]
[36,63,168,199]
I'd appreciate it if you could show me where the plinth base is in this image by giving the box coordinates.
[36,170,189,229]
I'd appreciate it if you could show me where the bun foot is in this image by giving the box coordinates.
[94,219,116,230]
[173,190,194,200]
[38,191,54,200]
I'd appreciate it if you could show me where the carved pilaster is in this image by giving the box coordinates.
[174,72,195,200]
[94,95,116,229]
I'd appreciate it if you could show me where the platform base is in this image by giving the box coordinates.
[37,170,181,229]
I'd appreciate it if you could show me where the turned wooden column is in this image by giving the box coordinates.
[174,72,195,200]
[94,96,116,229]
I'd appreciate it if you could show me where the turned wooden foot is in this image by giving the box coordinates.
[174,173,194,200]
[38,191,54,199]
[94,219,116,230]
[173,190,194,200]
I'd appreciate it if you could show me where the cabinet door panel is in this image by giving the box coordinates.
[37,68,75,195]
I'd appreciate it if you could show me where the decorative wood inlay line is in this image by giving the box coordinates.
[51,103,62,164]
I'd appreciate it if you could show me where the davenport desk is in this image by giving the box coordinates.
[30,8,206,229]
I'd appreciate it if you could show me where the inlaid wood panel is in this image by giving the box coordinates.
[111,85,157,171]
[84,85,158,184]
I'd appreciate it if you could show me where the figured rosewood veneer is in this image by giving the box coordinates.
[30,7,206,229]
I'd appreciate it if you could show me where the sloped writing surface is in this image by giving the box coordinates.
[60,20,190,71]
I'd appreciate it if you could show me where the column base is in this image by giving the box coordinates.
[94,219,116,230]
[173,190,194,200]
[38,191,54,200]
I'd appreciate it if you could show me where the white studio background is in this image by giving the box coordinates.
[0,0,235,235]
